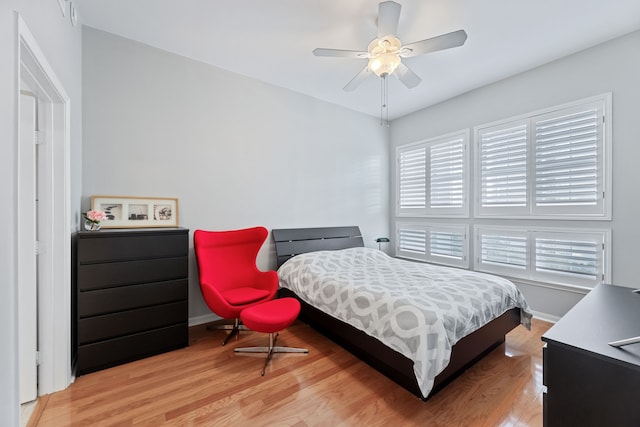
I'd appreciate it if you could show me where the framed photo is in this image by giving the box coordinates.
[91,196,179,228]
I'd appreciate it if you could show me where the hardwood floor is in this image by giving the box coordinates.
[32,318,551,426]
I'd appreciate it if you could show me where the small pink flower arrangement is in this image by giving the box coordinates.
[83,209,107,230]
[84,209,108,223]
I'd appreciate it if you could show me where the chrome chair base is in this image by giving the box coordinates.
[207,318,249,346]
[235,332,308,375]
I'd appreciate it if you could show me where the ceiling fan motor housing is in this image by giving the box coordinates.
[368,35,402,76]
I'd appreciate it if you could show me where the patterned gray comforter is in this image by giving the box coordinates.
[277,247,532,398]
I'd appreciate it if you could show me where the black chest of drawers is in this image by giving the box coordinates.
[541,284,640,426]
[72,228,189,375]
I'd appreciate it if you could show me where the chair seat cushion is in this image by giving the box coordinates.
[223,287,271,306]
[240,298,301,333]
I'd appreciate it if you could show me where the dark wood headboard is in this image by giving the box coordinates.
[272,226,364,268]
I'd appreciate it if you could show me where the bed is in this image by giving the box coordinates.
[273,226,532,400]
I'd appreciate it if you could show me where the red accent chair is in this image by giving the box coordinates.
[194,227,278,346]
[235,297,308,375]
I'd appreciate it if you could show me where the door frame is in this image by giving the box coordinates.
[18,88,38,404]
[16,14,72,396]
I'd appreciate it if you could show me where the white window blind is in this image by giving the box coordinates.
[397,226,427,259]
[474,94,610,219]
[430,230,464,261]
[398,146,426,212]
[474,226,609,288]
[477,229,528,276]
[534,232,604,287]
[478,122,528,213]
[397,222,468,268]
[534,103,603,215]
[535,238,597,277]
[397,130,469,217]
[430,139,465,209]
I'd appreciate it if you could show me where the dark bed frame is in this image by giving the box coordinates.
[273,226,521,400]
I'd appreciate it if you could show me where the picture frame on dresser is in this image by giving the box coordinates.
[91,195,178,228]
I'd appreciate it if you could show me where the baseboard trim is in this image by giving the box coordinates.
[188,313,221,327]
[531,310,560,324]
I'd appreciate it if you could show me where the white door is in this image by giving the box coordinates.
[18,90,39,404]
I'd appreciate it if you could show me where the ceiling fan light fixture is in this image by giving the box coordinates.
[367,35,402,77]
[368,52,401,77]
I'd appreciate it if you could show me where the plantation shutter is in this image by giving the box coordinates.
[534,103,603,213]
[535,238,598,278]
[478,122,528,213]
[474,226,608,288]
[430,139,465,209]
[397,226,427,260]
[398,145,426,213]
[430,230,464,261]
[478,231,527,273]
[534,232,604,287]
[398,223,469,267]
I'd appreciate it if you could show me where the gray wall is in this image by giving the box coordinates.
[82,27,390,324]
[0,1,83,424]
[390,30,640,320]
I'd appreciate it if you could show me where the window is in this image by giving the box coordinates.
[475,94,611,219]
[477,120,529,215]
[392,94,612,290]
[396,222,468,268]
[475,225,609,288]
[533,103,604,216]
[397,130,469,217]
[477,228,528,277]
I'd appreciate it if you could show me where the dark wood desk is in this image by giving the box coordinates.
[542,284,640,426]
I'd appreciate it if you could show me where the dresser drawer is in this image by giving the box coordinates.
[78,301,187,345]
[77,233,188,263]
[78,279,187,317]
[77,256,188,291]
[76,324,188,375]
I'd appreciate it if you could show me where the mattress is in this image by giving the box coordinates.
[277,247,532,397]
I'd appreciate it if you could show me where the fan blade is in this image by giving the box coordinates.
[343,66,373,91]
[400,29,468,58]
[395,62,421,89]
[378,1,401,37]
[313,48,368,58]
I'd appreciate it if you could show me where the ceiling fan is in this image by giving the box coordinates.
[313,1,468,92]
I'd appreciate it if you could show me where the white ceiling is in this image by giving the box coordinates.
[76,0,640,120]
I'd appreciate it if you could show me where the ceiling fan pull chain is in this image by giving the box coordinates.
[380,77,384,126]
[380,75,390,127]
[385,76,389,127]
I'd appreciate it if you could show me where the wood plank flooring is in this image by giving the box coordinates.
[32,318,551,426]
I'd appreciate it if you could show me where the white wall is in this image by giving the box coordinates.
[81,27,389,322]
[389,30,640,320]
[0,1,82,424]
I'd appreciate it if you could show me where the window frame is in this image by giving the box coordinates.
[396,129,470,218]
[474,93,612,220]
[473,225,611,289]
[396,222,469,268]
